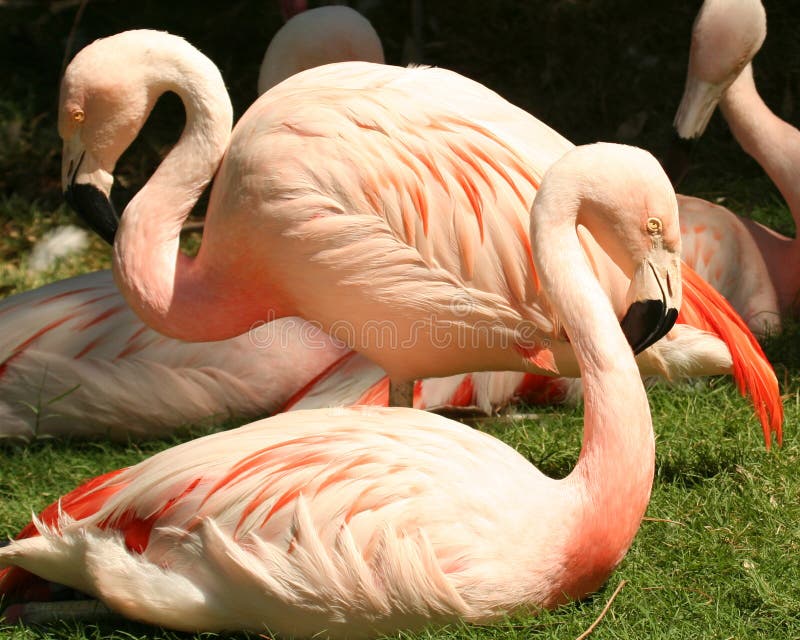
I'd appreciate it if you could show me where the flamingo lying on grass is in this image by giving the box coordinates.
[1,143,675,634]
[0,272,350,440]
[61,30,781,444]
[0,269,542,439]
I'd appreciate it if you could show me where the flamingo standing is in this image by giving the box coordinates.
[1,142,676,634]
[0,8,538,440]
[0,8,380,441]
[60,30,781,444]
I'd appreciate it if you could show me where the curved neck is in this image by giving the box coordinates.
[113,48,247,340]
[531,172,655,600]
[720,65,800,228]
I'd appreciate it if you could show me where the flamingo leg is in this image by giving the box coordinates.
[3,599,118,625]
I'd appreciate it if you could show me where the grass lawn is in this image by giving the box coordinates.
[1,0,799,638]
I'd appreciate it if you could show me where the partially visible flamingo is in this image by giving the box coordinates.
[258,5,384,95]
[60,31,781,444]
[0,271,349,440]
[715,62,800,315]
[668,0,800,329]
[671,0,767,144]
[677,193,779,335]
[1,142,675,633]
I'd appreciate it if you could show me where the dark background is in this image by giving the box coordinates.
[1,0,799,228]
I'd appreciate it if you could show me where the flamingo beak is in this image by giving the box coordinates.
[620,256,681,355]
[62,135,119,245]
[663,76,725,187]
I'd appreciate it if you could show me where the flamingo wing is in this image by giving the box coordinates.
[0,271,350,440]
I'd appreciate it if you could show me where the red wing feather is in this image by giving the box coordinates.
[677,263,783,449]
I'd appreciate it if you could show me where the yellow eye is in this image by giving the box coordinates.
[646,217,662,234]
[71,109,85,123]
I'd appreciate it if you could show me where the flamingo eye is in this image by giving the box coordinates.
[646,217,662,234]
[71,109,85,123]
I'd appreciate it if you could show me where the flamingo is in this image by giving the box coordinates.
[0,8,381,441]
[668,0,799,330]
[0,8,527,440]
[1,142,676,634]
[715,63,800,315]
[257,5,385,95]
[670,0,767,145]
[677,193,779,335]
[0,271,350,440]
[59,29,781,445]
[0,270,544,440]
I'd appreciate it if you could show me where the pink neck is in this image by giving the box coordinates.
[719,64,800,312]
[112,55,285,341]
[531,169,655,602]
[720,65,800,227]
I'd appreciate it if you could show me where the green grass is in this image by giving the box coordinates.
[1,0,799,638]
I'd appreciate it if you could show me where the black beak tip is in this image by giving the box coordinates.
[621,300,679,355]
[64,183,119,246]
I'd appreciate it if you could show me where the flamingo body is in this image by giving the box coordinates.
[0,406,634,637]
[0,271,349,440]
[678,194,779,335]
[672,0,800,322]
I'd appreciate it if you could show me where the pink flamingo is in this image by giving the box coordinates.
[0,271,349,440]
[670,0,800,330]
[60,30,781,445]
[2,142,675,633]
[0,271,537,439]
[671,0,767,144]
[0,8,381,441]
[0,10,530,440]
[258,5,384,95]
[715,64,800,315]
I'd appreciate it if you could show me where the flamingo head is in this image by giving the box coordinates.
[673,0,766,141]
[539,143,683,354]
[58,32,172,244]
[59,30,234,246]
[613,174,682,355]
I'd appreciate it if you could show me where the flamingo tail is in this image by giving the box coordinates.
[0,469,127,602]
